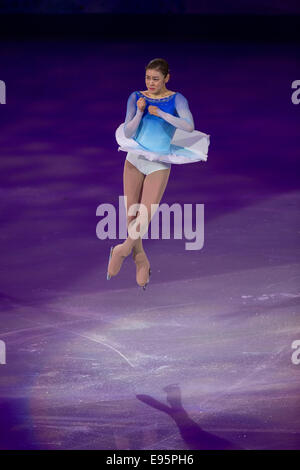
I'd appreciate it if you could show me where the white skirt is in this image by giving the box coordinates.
[116,123,210,165]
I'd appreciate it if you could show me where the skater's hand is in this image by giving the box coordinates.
[137,97,146,112]
[148,105,160,117]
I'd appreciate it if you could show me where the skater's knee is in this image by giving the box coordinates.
[127,214,137,228]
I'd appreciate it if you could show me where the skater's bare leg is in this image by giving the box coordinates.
[123,167,171,285]
[107,159,144,277]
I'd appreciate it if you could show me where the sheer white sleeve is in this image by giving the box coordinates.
[123,92,144,138]
[157,93,195,132]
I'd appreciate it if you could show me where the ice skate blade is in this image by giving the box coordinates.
[141,268,151,291]
[106,245,114,280]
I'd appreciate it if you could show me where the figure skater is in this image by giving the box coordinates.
[107,58,210,290]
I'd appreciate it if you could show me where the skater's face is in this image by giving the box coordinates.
[145,69,169,94]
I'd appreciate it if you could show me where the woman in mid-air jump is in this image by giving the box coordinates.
[107,58,210,290]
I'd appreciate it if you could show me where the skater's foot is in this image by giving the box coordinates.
[107,244,132,278]
[132,248,151,288]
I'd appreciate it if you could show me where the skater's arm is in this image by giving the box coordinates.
[156,93,195,132]
[124,92,144,138]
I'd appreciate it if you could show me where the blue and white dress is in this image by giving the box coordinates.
[115,91,210,165]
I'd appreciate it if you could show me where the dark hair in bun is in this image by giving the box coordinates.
[145,58,170,78]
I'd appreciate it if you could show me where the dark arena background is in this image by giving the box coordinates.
[0,0,300,454]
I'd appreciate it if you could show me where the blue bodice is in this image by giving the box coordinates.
[133,91,179,154]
